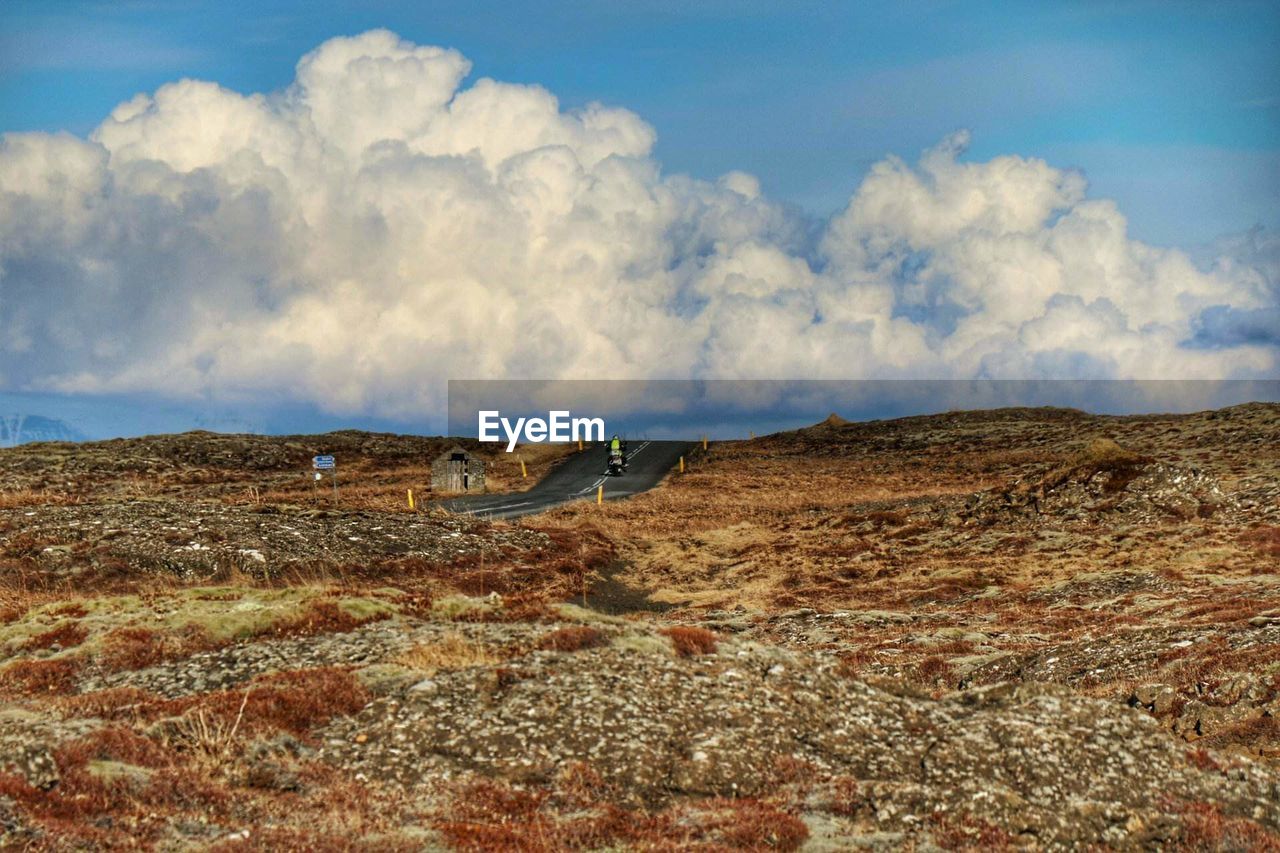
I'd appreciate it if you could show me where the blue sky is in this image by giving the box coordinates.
[0,2,1277,440]
[2,0,1277,247]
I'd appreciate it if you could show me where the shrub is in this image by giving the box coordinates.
[928,810,1015,850]
[161,666,370,739]
[914,655,954,687]
[99,625,215,672]
[1184,748,1224,773]
[660,626,719,657]
[536,626,606,652]
[1,657,81,695]
[55,726,173,770]
[827,777,863,817]
[696,798,809,851]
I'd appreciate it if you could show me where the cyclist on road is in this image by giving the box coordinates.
[607,434,627,471]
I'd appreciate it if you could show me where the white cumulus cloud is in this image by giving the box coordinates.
[0,30,1275,417]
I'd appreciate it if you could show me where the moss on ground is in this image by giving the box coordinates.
[0,586,404,664]
[552,602,627,626]
[431,593,499,620]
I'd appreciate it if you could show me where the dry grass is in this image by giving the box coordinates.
[55,725,175,771]
[533,408,1280,618]
[56,686,164,720]
[1033,436,1151,494]
[0,488,83,509]
[660,626,719,657]
[396,632,500,673]
[1,407,1277,846]
[164,691,252,764]
[0,431,578,509]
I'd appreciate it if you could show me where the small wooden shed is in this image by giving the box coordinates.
[431,446,485,493]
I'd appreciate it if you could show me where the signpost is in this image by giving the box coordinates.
[313,455,337,501]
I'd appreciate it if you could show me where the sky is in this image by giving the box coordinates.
[3,0,1278,245]
[0,1,1277,438]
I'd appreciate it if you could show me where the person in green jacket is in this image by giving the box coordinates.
[607,434,627,472]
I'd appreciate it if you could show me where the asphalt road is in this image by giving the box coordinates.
[440,440,695,520]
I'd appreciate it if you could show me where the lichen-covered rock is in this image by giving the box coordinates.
[319,644,1280,848]
[1,742,59,791]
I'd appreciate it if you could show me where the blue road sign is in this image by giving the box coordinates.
[313,455,336,469]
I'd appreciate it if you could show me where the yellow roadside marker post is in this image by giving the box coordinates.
[679,456,685,473]
[597,484,603,505]
[578,438,583,451]
[520,457,527,479]
[407,489,415,510]
[702,435,708,450]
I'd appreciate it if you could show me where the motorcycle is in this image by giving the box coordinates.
[605,448,626,476]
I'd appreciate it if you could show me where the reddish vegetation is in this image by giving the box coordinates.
[1173,801,1280,851]
[433,777,808,852]
[160,666,370,738]
[661,626,720,657]
[536,625,606,652]
[1,408,1277,847]
[99,624,217,672]
[928,811,1016,849]
[699,798,810,850]
[273,598,391,637]
[57,686,164,720]
[329,523,614,611]
[55,726,174,770]
[1240,525,1280,558]
[1201,716,1280,757]
[1185,748,1226,774]
[91,597,392,674]
[914,655,955,687]
[0,657,81,696]
[0,759,233,847]
[827,777,863,817]
[20,620,88,651]
[50,602,89,618]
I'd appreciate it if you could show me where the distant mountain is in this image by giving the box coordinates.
[0,414,87,446]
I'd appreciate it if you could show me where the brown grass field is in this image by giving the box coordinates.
[1,405,1278,849]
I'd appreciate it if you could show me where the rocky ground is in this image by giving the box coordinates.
[0,429,572,505]
[3,500,548,582]
[1,404,1278,850]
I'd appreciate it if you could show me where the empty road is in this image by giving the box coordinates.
[440,440,695,520]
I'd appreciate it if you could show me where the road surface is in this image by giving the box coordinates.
[440,440,695,520]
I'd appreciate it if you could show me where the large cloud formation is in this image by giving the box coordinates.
[1,30,1275,418]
